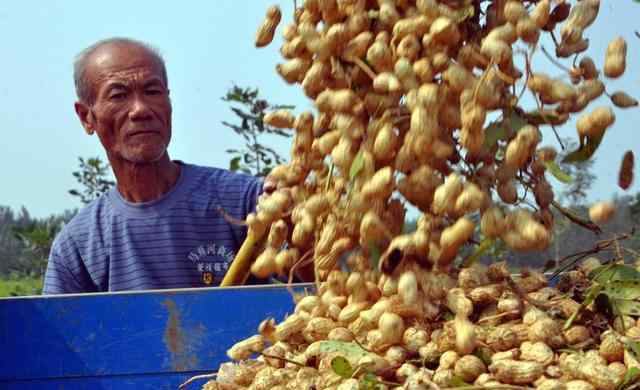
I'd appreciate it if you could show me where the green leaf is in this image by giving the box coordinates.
[483,120,507,150]
[612,299,640,316]
[595,293,615,318]
[564,284,602,330]
[229,156,242,171]
[318,341,368,362]
[562,133,605,163]
[619,367,640,390]
[483,110,528,150]
[544,160,573,184]
[330,356,354,379]
[451,375,472,387]
[474,347,493,366]
[505,110,529,133]
[368,241,382,271]
[583,285,604,306]
[589,265,640,283]
[625,340,640,362]
[524,110,568,126]
[465,238,495,266]
[349,150,365,181]
[603,280,640,300]
[443,310,455,321]
[360,372,381,390]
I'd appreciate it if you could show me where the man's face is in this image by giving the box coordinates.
[77,44,172,164]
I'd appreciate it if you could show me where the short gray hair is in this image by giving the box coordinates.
[73,37,168,104]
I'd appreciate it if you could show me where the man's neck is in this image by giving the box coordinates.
[109,154,182,203]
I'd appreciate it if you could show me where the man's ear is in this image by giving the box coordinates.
[74,101,95,135]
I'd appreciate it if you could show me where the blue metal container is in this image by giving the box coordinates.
[0,284,313,389]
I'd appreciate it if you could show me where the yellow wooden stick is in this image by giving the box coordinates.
[220,231,264,287]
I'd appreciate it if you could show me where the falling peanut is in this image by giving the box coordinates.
[255,5,282,48]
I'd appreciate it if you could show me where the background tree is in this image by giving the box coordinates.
[222,84,294,177]
[630,192,640,217]
[12,217,64,277]
[69,157,115,204]
[0,207,75,296]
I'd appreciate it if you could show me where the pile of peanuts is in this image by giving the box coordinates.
[202,0,638,388]
[207,259,640,390]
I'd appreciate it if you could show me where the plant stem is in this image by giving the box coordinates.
[179,372,218,389]
[551,200,602,234]
[506,275,553,309]
[350,57,377,80]
[540,45,571,73]
[477,310,521,324]
[260,352,306,367]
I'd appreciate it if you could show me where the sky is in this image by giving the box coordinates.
[0,0,638,219]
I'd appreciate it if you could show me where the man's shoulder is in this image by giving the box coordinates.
[54,195,111,248]
[185,163,262,191]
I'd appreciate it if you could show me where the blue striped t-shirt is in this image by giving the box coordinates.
[42,162,262,294]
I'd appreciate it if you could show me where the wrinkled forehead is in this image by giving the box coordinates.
[86,44,166,89]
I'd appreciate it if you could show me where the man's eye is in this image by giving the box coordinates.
[146,88,163,96]
[109,92,127,100]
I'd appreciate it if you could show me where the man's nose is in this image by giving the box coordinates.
[128,95,153,120]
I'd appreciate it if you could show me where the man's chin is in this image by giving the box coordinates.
[122,146,168,164]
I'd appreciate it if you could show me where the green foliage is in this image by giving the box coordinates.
[562,133,605,164]
[69,157,115,204]
[0,206,74,295]
[329,353,387,389]
[544,160,573,184]
[524,109,567,126]
[474,347,493,366]
[451,376,472,387]
[566,264,640,329]
[630,193,640,217]
[619,367,640,390]
[318,340,368,361]
[589,264,640,283]
[11,220,62,278]
[483,109,528,150]
[624,340,640,363]
[0,274,43,297]
[222,85,294,177]
[349,150,365,181]
[360,372,384,390]
[13,220,61,259]
[330,356,354,379]
[465,237,496,267]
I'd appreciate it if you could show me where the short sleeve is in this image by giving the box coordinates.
[244,176,263,215]
[210,169,262,246]
[42,235,96,295]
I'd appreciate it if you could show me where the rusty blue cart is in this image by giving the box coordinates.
[0,284,311,389]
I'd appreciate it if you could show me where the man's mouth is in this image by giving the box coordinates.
[128,130,159,137]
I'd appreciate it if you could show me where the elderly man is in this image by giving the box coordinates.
[43,38,271,294]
